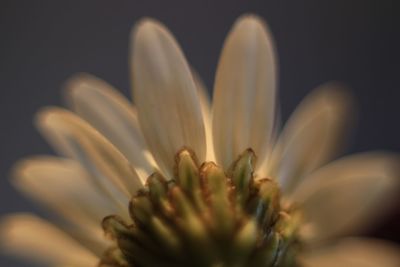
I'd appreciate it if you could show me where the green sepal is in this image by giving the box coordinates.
[149,216,182,256]
[249,178,280,229]
[249,232,281,267]
[102,215,131,240]
[99,247,130,267]
[175,149,200,193]
[231,218,258,265]
[129,193,153,226]
[147,172,168,203]
[228,148,256,206]
[101,148,301,267]
[201,162,235,239]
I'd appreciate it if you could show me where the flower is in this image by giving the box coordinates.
[1,13,400,267]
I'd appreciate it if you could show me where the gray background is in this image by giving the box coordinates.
[1,0,399,266]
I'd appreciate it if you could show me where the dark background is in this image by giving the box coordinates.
[0,0,399,266]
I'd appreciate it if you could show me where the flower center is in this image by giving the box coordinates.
[100,149,302,267]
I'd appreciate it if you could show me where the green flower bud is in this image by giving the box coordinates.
[101,148,302,267]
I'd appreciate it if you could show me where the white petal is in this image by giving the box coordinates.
[0,213,98,267]
[191,69,215,162]
[35,107,142,216]
[267,84,352,193]
[212,14,277,169]
[65,73,157,180]
[301,238,400,267]
[11,156,113,254]
[291,153,400,243]
[131,19,206,178]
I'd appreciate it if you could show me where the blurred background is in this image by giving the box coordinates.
[0,0,399,266]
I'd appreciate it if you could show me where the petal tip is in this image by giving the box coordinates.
[62,73,94,97]
[233,13,268,33]
[0,213,32,247]
[9,159,30,182]
[62,73,107,110]
[132,17,169,44]
[236,13,265,24]
[34,107,60,128]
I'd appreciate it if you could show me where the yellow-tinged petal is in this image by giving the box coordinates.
[11,156,113,255]
[267,83,352,193]
[191,69,215,162]
[65,73,157,181]
[35,107,142,218]
[292,153,400,243]
[0,213,98,267]
[212,14,277,169]
[301,238,400,267]
[131,19,206,178]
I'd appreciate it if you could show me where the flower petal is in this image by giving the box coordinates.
[301,238,400,267]
[11,156,113,254]
[0,213,98,267]
[212,14,277,169]
[65,73,157,180]
[131,19,206,178]
[267,84,353,193]
[291,153,400,243]
[191,69,215,162]
[35,107,142,215]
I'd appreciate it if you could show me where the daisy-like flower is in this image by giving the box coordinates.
[1,14,400,267]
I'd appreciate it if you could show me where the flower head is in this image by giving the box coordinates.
[1,14,400,267]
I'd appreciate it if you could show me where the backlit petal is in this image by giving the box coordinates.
[131,19,206,178]
[292,153,400,243]
[12,156,113,254]
[192,69,215,162]
[0,213,98,267]
[65,73,156,180]
[301,238,400,267]
[267,84,352,193]
[212,14,277,169]
[35,107,142,217]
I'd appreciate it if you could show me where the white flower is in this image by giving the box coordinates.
[1,14,400,267]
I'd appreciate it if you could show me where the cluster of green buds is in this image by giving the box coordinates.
[101,148,302,267]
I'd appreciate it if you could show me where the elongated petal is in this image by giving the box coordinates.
[291,153,400,243]
[192,69,215,161]
[267,84,352,193]
[35,107,141,217]
[131,19,206,178]
[0,213,98,267]
[65,73,156,180]
[212,14,277,169]
[12,156,113,254]
[301,238,400,267]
